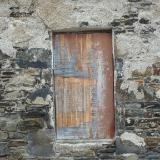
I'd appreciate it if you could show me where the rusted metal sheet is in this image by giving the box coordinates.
[53,32,114,140]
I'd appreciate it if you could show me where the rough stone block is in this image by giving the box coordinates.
[0,131,8,140]
[17,118,44,131]
[116,132,146,154]
[27,85,52,105]
[16,48,51,69]
[8,140,27,147]
[7,152,24,160]
[27,129,54,156]
[139,18,150,24]
[5,122,17,132]
[0,142,9,156]
[116,153,138,160]
[8,132,26,139]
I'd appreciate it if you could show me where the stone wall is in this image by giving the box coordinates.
[0,0,160,159]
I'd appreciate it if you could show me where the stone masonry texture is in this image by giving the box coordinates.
[0,0,160,159]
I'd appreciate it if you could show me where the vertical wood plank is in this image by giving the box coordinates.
[53,32,114,140]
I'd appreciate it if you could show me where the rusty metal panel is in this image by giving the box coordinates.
[53,32,114,140]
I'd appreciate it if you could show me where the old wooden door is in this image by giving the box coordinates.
[52,32,114,140]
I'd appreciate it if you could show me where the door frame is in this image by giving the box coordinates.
[51,29,116,144]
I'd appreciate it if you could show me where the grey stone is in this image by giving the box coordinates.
[5,122,17,132]
[7,152,24,160]
[0,131,8,140]
[16,48,51,69]
[0,142,9,156]
[17,118,44,131]
[116,153,139,160]
[116,137,145,154]
[27,129,54,156]
[8,132,25,139]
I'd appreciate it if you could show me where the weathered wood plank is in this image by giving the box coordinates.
[53,32,114,140]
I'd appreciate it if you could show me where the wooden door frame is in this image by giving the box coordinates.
[50,28,116,144]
